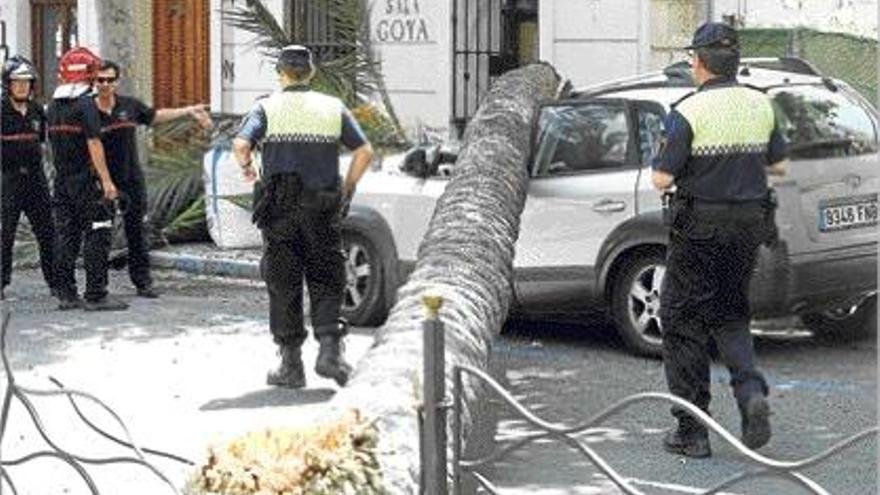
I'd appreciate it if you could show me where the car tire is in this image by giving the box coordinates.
[341,231,387,327]
[610,250,666,358]
[801,295,877,343]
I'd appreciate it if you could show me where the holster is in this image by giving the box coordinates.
[663,191,693,231]
[761,188,780,246]
[252,175,304,229]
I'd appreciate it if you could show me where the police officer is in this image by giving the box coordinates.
[47,47,126,311]
[93,60,212,299]
[652,23,788,458]
[0,56,57,299]
[233,45,374,388]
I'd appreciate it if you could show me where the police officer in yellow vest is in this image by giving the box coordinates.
[652,23,789,458]
[233,45,374,388]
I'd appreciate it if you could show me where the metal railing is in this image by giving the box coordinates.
[418,297,879,495]
[0,310,193,494]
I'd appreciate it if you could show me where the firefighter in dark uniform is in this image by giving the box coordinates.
[651,23,789,458]
[93,60,212,299]
[233,45,374,388]
[0,56,57,299]
[47,47,126,311]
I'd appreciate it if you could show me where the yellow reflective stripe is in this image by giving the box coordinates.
[261,91,342,140]
[677,87,775,154]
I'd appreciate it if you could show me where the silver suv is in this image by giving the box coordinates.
[342,58,878,356]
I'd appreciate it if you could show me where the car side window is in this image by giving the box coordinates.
[533,102,630,177]
[637,109,665,166]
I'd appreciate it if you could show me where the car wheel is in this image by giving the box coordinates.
[801,295,877,343]
[341,231,386,326]
[611,251,666,357]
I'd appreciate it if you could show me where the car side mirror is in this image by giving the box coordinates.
[401,145,443,178]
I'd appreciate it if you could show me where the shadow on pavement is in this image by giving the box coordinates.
[200,387,336,411]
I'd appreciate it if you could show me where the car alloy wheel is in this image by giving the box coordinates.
[626,263,666,347]
[611,250,667,357]
[343,242,372,312]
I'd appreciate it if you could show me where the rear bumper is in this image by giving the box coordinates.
[788,242,877,313]
[752,242,877,317]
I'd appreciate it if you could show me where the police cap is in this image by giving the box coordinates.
[685,22,738,50]
[276,45,314,71]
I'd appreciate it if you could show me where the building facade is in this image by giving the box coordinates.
[2,0,876,138]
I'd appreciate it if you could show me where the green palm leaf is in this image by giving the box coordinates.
[221,0,408,144]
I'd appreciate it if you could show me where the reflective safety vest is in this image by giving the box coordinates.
[676,85,776,158]
[259,89,345,190]
[672,83,778,201]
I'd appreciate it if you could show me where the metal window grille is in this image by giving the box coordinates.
[287,0,351,63]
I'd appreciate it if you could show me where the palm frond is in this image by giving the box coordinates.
[221,0,290,56]
[220,0,409,144]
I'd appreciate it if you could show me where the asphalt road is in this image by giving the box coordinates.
[483,316,878,495]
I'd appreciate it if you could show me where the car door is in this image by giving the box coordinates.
[514,99,641,308]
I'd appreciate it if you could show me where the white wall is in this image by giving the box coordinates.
[369,0,452,134]
[712,0,878,38]
[540,0,649,89]
[0,1,32,59]
[210,0,285,114]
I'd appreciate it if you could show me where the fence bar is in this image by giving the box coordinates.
[421,296,448,495]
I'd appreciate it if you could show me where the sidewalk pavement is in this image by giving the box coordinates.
[1,247,374,494]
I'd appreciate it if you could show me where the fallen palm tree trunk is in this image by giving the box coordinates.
[185,62,561,495]
[331,63,562,493]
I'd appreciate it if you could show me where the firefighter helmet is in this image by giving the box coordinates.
[2,56,38,89]
[58,47,101,84]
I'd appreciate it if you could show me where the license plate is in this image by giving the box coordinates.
[818,193,878,232]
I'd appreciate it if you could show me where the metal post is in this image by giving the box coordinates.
[421,295,447,495]
[451,368,463,495]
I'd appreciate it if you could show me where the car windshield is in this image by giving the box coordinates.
[771,84,879,159]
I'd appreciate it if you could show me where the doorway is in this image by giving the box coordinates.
[153,0,209,108]
[30,0,78,100]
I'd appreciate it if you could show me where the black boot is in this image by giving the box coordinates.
[83,296,129,312]
[267,345,306,388]
[57,294,85,311]
[740,395,772,449]
[315,336,352,387]
[662,420,711,458]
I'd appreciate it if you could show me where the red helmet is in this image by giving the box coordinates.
[58,47,101,84]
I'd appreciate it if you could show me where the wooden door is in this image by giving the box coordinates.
[153,0,209,108]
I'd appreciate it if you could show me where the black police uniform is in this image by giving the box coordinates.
[47,94,115,303]
[653,74,787,443]
[96,96,157,291]
[0,97,56,292]
[237,84,367,350]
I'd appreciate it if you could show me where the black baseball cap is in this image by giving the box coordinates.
[685,22,738,50]
[276,44,313,70]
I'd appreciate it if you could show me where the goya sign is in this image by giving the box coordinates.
[374,0,432,43]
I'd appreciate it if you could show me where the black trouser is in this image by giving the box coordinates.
[1,170,56,290]
[118,173,152,289]
[660,202,769,431]
[54,172,114,302]
[257,174,346,348]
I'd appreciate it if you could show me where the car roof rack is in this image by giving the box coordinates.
[738,57,822,76]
